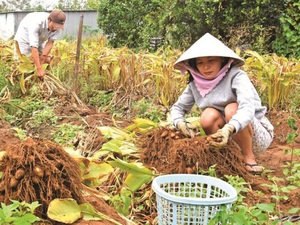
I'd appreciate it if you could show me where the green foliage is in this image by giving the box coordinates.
[133,98,166,123]
[3,98,45,126]
[111,188,132,216]
[88,90,114,108]
[0,0,31,12]
[283,155,300,186]
[283,118,300,186]
[206,170,277,224]
[56,0,87,10]
[0,200,41,225]
[97,0,284,53]
[53,123,84,145]
[97,0,150,49]
[26,107,58,129]
[262,176,298,215]
[12,127,27,141]
[272,0,300,58]
[244,50,300,110]
[211,0,283,53]
[47,199,123,225]
[286,116,299,144]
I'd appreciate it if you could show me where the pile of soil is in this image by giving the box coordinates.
[0,138,85,219]
[139,111,300,215]
[140,127,251,179]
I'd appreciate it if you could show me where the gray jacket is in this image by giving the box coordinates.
[170,65,267,133]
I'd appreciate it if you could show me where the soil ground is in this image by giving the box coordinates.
[0,99,299,224]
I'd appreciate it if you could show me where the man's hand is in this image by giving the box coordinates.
[37,67,45,81]
[176,121,198,138]
[209,124,235,147]
[40,55,52,64]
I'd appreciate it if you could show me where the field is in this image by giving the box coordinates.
[0,38,299,224]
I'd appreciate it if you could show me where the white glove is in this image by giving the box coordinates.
[176,121,198,138]
[209,124,235,147]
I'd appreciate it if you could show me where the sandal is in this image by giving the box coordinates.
[245,163,263,175]
[278,215,300,223]
[289,215,300,222]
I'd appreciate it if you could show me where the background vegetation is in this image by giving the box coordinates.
[1,0,300,58]
[97,0,299,58]
[0,0,300,224]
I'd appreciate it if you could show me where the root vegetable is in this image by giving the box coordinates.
[10,177,19,188]
[170,133,176,138]
[14,168,25,180]
[0,181,5,191]
[160,130,169,138]
[206,136,212,142]
[186,167,193,174]
[45,170,51,176]
[33,166,44,178]
[32,176,39,184]
[28,155,35,162]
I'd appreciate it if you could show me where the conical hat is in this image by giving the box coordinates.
[174,33,244,69]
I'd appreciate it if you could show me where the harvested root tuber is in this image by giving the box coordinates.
[14,168,25,180]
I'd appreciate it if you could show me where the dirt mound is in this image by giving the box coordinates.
[0,119,20,147]
[139,124,300,215]
[140,127,252,180]
[0,138,85,219]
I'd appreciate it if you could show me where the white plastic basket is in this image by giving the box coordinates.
[152,174,237,225]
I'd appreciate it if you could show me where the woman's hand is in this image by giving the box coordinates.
[209,124,235,147]
[176,121,198,138]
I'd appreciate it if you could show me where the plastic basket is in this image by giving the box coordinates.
[152,174,237,225]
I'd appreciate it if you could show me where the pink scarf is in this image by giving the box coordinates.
[176,58,234,97]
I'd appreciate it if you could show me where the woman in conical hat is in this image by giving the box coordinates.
[170,33,274,174]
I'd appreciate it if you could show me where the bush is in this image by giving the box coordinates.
[272,0,300,58]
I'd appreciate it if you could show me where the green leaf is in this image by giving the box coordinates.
[1,203,15,217]
[109,158,153,175]
[256,203,275,213]
[125,172,152,192]
[82,161,113,180]
[288,207,300,214]
[20,73,26,94]
[108,158,153,191]
[101,139,122,153]
[47,198,82,224]
[80,202,123,225]
[79,203,102,221]
[13,214,40,225]
[125,118,158,132]
[98,126,132,140]
[111,188,132,216]
[101,139,139,155]
[18,63,35,73]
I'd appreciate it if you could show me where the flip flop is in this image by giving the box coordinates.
[245,163,263,175]
[278,215,300,223]
[289,215,300,222]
